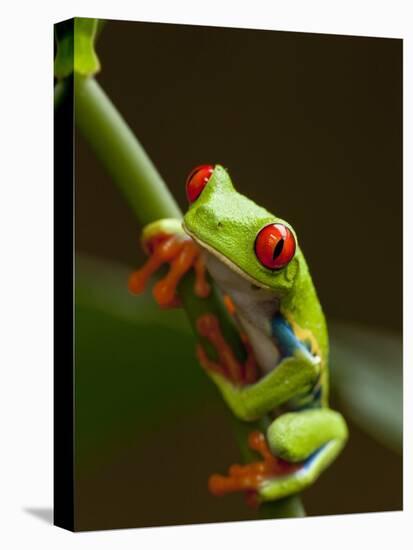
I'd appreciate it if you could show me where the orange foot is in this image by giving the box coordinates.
[208,431,301,507]
[196,313,258,386]
[128,233,210,308]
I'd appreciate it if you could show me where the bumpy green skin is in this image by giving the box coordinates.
[184,166,330,400]
[148,166,348,501]
[182,165,348,501]
[268,409,347,462]
[208,358,319,421]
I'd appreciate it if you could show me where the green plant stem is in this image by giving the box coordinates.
[74,75,242,361]
[259,496,305,519]
[74,75,181,225]
[72,74,305,518]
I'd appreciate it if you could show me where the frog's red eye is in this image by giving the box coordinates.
[186,164,214,203]
[254,223,296,270]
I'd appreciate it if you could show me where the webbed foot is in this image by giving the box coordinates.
[208,431,300,507]
[128,220,210,307]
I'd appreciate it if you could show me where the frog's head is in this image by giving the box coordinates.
[183,164,307,296]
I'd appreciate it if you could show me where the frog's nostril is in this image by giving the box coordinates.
[193,205,222,230]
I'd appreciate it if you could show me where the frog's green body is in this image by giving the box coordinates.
[183,165,347,501]
[184,167,330,403]
[137,165,348,502]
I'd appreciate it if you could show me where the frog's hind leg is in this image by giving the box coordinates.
[208,431,300,503]
[259,409,348,502]
[208,409,347,505]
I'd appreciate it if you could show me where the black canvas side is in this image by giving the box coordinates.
[53,19,75,532]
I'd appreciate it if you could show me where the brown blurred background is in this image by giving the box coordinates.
[74,20,402,530]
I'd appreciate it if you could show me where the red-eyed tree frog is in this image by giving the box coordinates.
[129,164,348,506]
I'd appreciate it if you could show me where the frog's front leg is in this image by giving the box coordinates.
[197,307,322,419]
[128,218,210,307]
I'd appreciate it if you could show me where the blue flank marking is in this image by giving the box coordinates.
[270,313,314,362]
[266,313,329,482]
[301,443,328,472]
[311,385,322,404]
[279,444,328,482]
[270,313,322,409]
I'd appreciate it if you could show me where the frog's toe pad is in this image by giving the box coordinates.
[208,431,300,504]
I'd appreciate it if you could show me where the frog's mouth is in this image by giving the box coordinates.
[183,225,272,291]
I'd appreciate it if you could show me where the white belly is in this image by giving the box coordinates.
[203,250,281,374]
[236,311,281,374]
